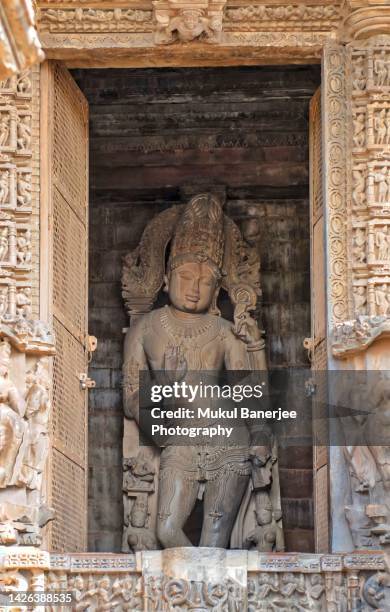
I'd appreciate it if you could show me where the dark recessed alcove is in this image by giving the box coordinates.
[72,65,320,553]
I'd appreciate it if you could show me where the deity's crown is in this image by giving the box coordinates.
[0,340,11,368]
[168,193,224,277]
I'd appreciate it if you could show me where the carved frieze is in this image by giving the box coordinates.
[35,1,342,60]
[37,7,153,33]
[224,3,340,30]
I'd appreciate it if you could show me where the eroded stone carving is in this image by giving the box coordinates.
[122,452,158,552]
[0,1,44,80]
[154,0,227,44]
[122,193,281,551]
[0,338,54,546]
[247,571,326,611]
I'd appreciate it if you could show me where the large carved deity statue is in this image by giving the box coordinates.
[121,193,282,551]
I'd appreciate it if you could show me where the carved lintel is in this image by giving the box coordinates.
[0,1,44,80]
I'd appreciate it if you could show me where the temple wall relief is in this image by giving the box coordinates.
[323,3,390,554]
[0,66,55,548]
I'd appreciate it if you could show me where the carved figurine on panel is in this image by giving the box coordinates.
[353,286,367,316]
[16,114,31,152]
[353,56,366,92]
[122,452,158,552]
[244,492,284,553]
[15,287,32,319]
[122,193,282,550]
[16,229,31,265]
[375,109,387,146]
[154,1,226,45]
[353,167,366,208]
[0,171,9,206]
[0,340,26,488]
[339,372,390,549]
[353,113,365,149]
[375,169,388,205]
[0,228,9,261]
[0,113,10,148]
[0,287,8,319]
[374,50,388,87]
[18,358,51,492]
[353,227,366,264]
[16,172,31,208]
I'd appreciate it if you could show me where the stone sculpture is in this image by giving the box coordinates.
[0,339,26,488]
[122,193,282,551]
[0,337,54,545]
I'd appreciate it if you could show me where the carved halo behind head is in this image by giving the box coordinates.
[121,193,261,321]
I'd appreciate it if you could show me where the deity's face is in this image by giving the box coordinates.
[181,10,201,30]
[166,261,217,314]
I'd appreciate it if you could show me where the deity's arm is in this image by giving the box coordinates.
[123,318,149,423]
[8,385,26,418]
[224,327,272,453]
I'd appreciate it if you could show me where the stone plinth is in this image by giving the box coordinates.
[0,547,387,610]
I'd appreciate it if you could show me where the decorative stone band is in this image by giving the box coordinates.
[0,548,386,611]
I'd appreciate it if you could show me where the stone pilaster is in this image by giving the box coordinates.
[326,1,390,555]
[0,68,55,548]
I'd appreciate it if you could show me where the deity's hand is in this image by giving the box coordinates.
[164,345,188,383]
[248,446,271,466]
[233,311,261,345]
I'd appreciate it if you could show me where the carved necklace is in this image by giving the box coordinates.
[159,306,218,371]
[160,306,214,341]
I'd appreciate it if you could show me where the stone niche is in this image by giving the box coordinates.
[72,65,321,553]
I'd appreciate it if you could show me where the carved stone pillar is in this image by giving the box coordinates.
[325,1,390,553]
[0,67,55,548]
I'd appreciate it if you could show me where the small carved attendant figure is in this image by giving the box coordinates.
[375,169,388,204]
[376,227,390,261]
[375,50,388,87]
[0,340,26,487]
[17,173,31,208]
[244,495,284,552]
[0,114,10,148]
[0,171,9,206]
[353,286,367,316]
[16,230,32,265]
[18,358,51,491]
[352,169,366,208]
[17,115,31,151]
[0,228,8,261]
[16,288,32,319]
[376,284,389,316]
[386,109,390,145]
[353,113,365,149]
[353,227,366,263]
[353,57,366,92]
[0,288,7,319]
[376,109,387,146]
[123,193,281,550]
